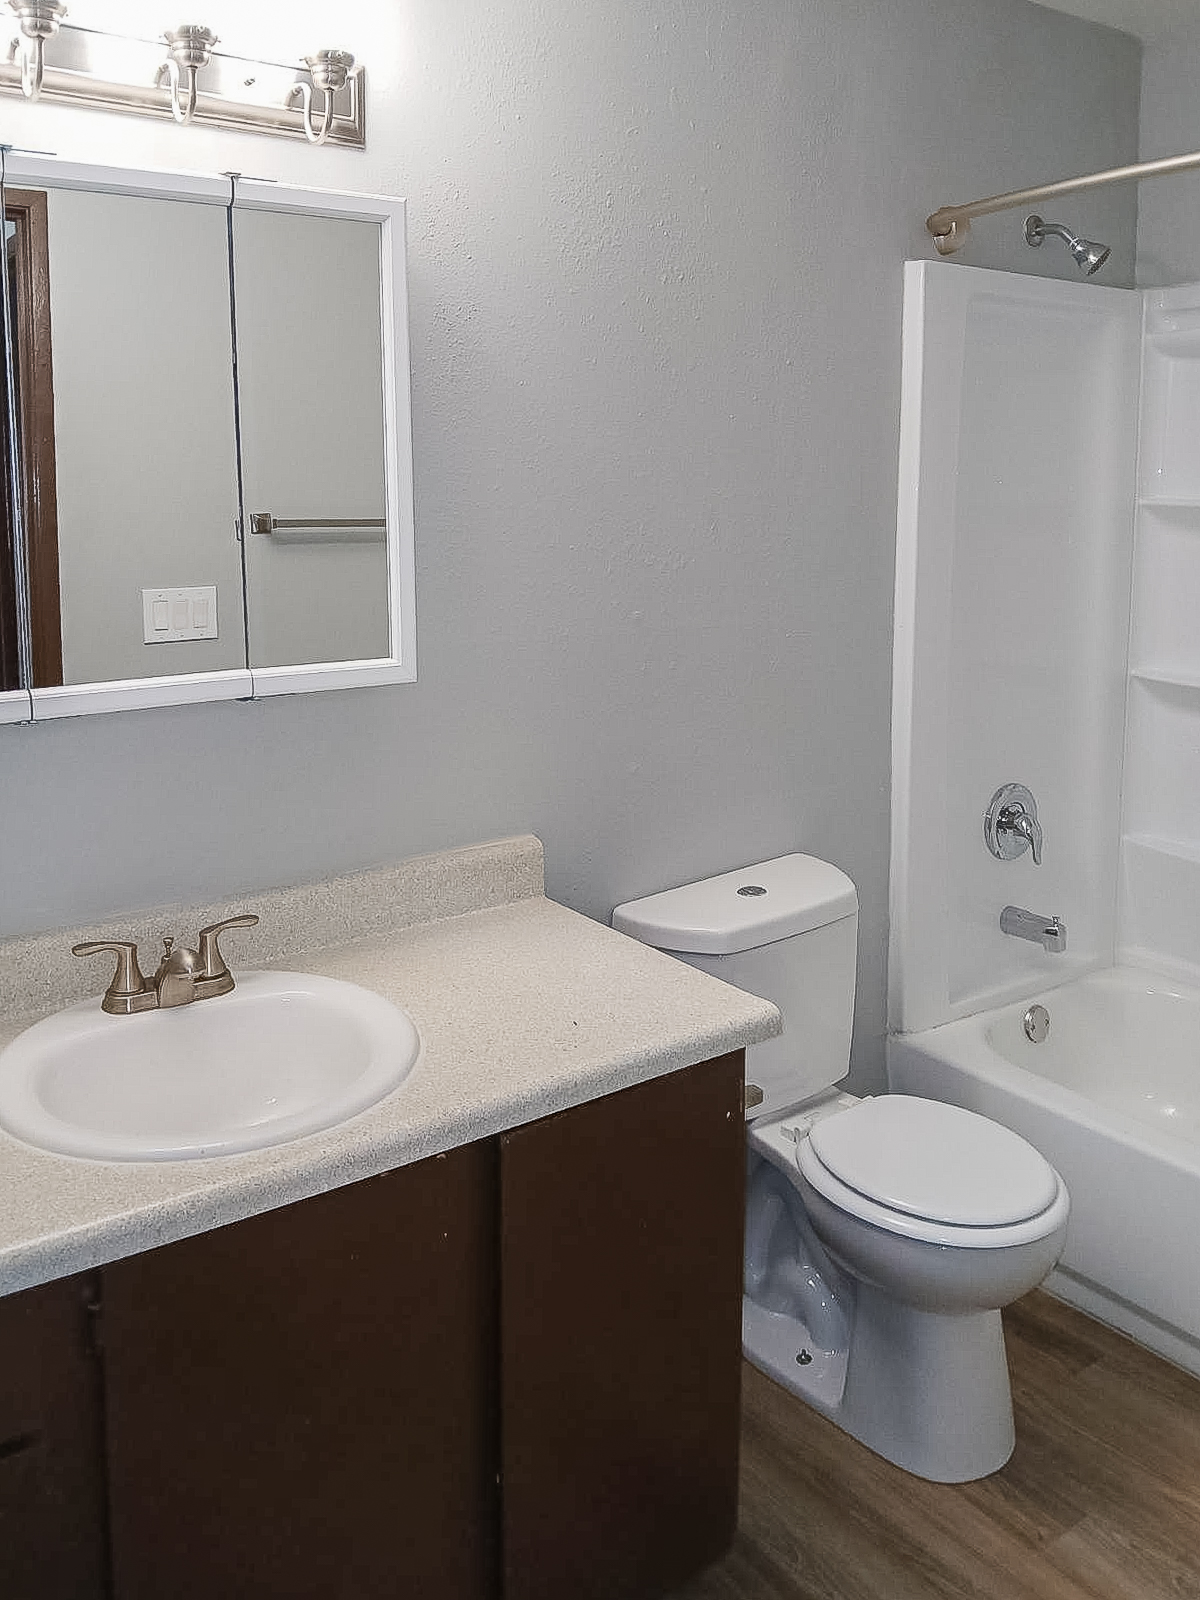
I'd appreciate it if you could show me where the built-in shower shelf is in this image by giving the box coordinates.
[1130,666,1200,692]
[1145,329,1200,358]
[1121,836,1200,980]
[1138,496,1200,511]
[1124,832,1200,868]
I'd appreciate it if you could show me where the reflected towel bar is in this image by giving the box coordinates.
[250,512,385,537]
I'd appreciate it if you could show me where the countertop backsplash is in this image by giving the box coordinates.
[0,834,545,1022]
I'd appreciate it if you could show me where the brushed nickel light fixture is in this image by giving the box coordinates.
[289,48,355,145]
[7,0,67,100]
[156,23,218,125]
[0,8,366,145]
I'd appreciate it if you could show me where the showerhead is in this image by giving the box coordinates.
[1024,214,1111,276]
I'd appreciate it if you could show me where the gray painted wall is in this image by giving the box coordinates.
[1137,19,1200,285]
[0,0,1140,1090]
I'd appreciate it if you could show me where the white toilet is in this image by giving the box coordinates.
[612,853,1069,1484]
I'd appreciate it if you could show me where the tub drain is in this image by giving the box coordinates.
[1023,1003,1050,1043]
[796,1349,813,1366]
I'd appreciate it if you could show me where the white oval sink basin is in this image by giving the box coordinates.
[0,972,420,1162]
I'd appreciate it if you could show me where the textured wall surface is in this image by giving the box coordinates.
[0,0,1140,1087]
[1138,19,1200,286]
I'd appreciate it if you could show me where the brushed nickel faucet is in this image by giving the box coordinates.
[73,913,260,1015]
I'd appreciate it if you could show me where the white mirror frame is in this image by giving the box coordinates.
[0,154,415,722]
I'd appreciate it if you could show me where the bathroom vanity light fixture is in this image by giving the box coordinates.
[0,11,366,145]
[289,49,355,145]
[155,23,217,125]
[7,0,67,100]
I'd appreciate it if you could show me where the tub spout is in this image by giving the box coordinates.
[1000,905,1066,953]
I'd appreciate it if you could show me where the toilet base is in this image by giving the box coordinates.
[743,1297,849,1417]
[743,1285,1016,1483]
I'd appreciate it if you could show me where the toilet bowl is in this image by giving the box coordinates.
[746,1091,1068,1481]
[612,853,1071,1483]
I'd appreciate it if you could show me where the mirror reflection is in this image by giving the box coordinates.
[2,184,245,688]
[233,206,390,669]
[0,160,410,712]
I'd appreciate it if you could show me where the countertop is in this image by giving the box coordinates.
[0,836,779,1296]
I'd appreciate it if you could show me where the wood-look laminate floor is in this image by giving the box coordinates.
[670,1291,1200,1600]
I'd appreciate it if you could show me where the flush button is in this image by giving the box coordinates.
[737,885,767,897]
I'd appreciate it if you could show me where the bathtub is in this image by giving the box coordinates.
[887,966,1200,1377]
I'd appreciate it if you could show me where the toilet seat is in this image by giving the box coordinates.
[794,1096,1068,1249]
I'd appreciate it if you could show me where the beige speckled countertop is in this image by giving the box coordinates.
[0,836,779,1297]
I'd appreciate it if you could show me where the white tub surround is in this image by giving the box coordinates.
[889,967,1200,1377]
[1122,285,1200,978]
[889,259,1200,1380]
[890,260,1141,1034]
[0,835,779,1296]
[893,262,1200,1017]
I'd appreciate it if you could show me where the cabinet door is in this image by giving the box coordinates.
[0,1272,108,1600]
[101,1146,498,1600]
[499,1053,746,1600]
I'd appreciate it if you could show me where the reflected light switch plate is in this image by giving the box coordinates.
[142,586,219,643]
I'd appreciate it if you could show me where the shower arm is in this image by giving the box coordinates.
[1028,218,1077,249]
[926,146,1200,256]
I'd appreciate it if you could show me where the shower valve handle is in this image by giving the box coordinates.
[998,804,1043,866]
[984,783,1043,866]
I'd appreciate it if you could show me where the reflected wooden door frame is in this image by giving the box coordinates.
[4,187,62,688]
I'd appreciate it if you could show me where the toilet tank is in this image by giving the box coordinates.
[612,854,858,1120]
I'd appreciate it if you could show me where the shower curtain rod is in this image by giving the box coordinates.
[926,146,1200,255]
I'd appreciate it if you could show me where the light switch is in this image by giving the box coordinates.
[142,586,219,644]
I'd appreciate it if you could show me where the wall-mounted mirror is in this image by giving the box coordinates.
[0,155,414,722]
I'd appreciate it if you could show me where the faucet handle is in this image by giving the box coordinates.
[196,913,260,988]
[72,939,152,1015]
[984,783,1044,866]
[1000,804,1043,866]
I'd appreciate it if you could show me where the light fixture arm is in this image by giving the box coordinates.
[289,50,354,145]
[155,24,217,126]
[17,30,42,97]
[7,0,67,101]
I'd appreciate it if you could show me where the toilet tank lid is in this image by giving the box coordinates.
[611,854,858,955]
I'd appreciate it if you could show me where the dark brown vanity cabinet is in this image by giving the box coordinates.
[0,1272,108,1600]
[101,1144,499,1600]
[0,1052,745,1600]
[499,1051,746,1600]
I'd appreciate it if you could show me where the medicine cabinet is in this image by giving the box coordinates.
[0,153,415,723]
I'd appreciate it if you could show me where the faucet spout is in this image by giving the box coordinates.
[153,937,204,1007]
[999,905,1066,953]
